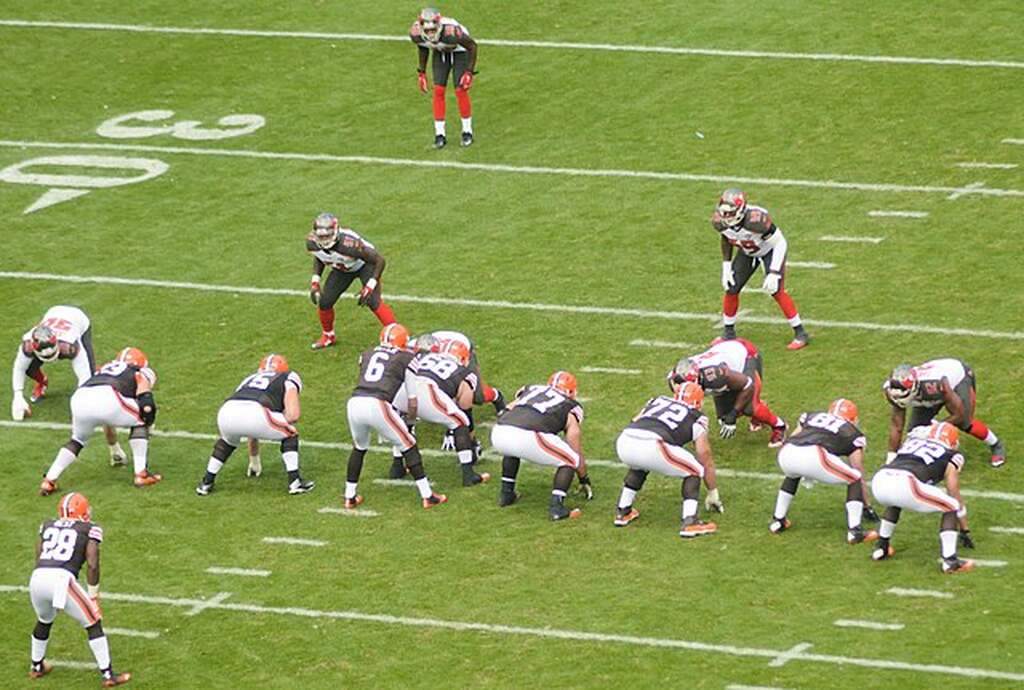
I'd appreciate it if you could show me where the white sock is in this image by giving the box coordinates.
[879,519,896,539]
[723,315,738,326]
[415,477,432,499]
[617,487,637,509]
[281,450,299,473]
[940,530,958,559]
[345,481,358,499]
[46,447,78,481]
[788,314,802,327]
[846,500,863,530]
[985,430,998,445]
[206,458,224,476]
[433,120,445,136]
[88,634,111,671]
[31,635,48,662]
[461,116,473,133]
[682,498,698,520]
[773,490,794,519]
[129,438,148,474]
[457,449,473,465]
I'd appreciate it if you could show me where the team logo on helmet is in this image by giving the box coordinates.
[716,188,748,228]
[30,325,60,363]
[674,382,705,409]
[827,398,859,424]
[258,353,289,373]
[312,212,340,249]
[58,492,91,522]
[441,340,470,366]
[885,364,918,406]
[418,7,442,42]
[380,323,411,349]
[116,347,149,368]
[923,420,960,450]
[548,370,578,399]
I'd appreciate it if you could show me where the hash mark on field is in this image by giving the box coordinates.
[972,559,1008,568]
[868,210,929,218]
[787,261,835,269]
[205,567,270,578]
[819,235,886,244]
[956,162,1018,170]
[184,591,231,617]
[1,139,1024,198]
[1,584,1020,682]
[629,339,697,349]
[768,642,813,667]
[318,507,380,517]
[990,527,1024,535]
[106,627,161,639]
[947,181,986,200]
[886,587,953,599]
[1002,139,1024,146]
[834,619,904,631]
[50,659,95,670]
[262,536,327,547]
[581,366,643,375]
[372,478,417,487]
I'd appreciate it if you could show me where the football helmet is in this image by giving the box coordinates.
[30,325,60,363]
[911,420,960,450]
[413,333,439,354]
[58,492,91,522]
[311,212,340,249]
[418,7,442,42]
[381,323,411,349]
[258,353,289,373]
[716,188,748,228]
[441,340,470,366]
[828,398,859,424]
[674,382,705,409]
[548,370,578,399]
[885,364,918,406]
[116,347,149,368]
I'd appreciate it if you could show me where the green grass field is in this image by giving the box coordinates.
[1,2,1022,688]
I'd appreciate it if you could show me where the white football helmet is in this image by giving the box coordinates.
[884,364,918,407]
[311,212,339,249]
[716,188,748,228]
[418,8,442,42]
[30,325,60,363]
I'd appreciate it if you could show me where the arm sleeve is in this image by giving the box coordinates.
[767,233,788,273]
[404,368,418,401]
[12,347,30,393]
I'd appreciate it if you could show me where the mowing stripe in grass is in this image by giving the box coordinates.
[989,527,1024,535]
[885,588,953,599]
[0,584,1020,682]
[581,366,643,375]
[868,211,929,218]
[318,507,381,517]
[106,627,161,639]
[3,270,1023,341]
[629,339,698,349]
[0,19,1021,70]
[262,537,327,547]
[834,619,904,631]
[205,567,271,578]
[955,162,1018,169]
[818,235,885,244]
[1,140,1024,199]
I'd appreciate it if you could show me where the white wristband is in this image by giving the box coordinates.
[311,275,321,285]
[364,278,378,291]
[87,584,100,598]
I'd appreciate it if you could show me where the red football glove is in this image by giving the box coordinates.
[417,71,428,93]
[458,71,474,90]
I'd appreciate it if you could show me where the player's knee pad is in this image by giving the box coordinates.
[129,425,149,440]
[624,469,648,491]
[453,426,472,452]
[64,439,84,456]
[280,435,299,454]
[86,621,105,640]
[213,438,236,461]
[781,476,801,495]
[33,620,52,640]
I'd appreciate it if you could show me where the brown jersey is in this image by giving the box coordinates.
[353,346,417,401]
[83,360,156,398]
[788,411,867,457]
[36,518,102,577]
[414,352,477,399]
[229,370,303,412]
[627,396,708,447]
[498,384,584,435]
[889,437,965,484]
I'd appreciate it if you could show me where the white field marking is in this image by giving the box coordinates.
[990,527,1024,535]
[956,162,1018,170]
[0,585,1021,682]
[768,642,813,667]
[317,507,381,518]
[4,271,1023,341]
[947,181,986,201]
[105,627,161,639]
[834,619,904,631]
[1005,139,1024,146]
[819,235,886,244]
[1,140,1023,200]
[726,686,789,690]
[787,261,835,269]
[50,659,96,670]
[2,19,1023,70]
[6,420,1024,503]
[184,591,232,617]
[262,536,327,547]
[580,366,643,375]
[885,588,954,599]
[972,559,1009,568]
[205,567,270,578]
[868,210,929,218]
[629,339,697,349]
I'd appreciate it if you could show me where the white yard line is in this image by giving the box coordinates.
[1004,139,1024,146]
[787,261,835,269]
[105,627,161,639]
[2,271,1022,341]
[885,588,953,599]
[262,536,327,547]
[0,585,1020,682]
[962,489,1024,503]
[947,181,986,201]
[768,642,813,667]
[819,235,886,244]
[956,162,1018,170]
[989,527,1024,535]
[183,591,232,617]
[372,478,417,487]
[726,685,790,690]
[50,659,96,670]
[834,619,904,631]
[1,19,1022,69]
[205,567,270,578]
[318,507,381,518]
[0,140,1022,199]
[868,210,929,218]
[581,366,643,375]
[629,339,697,349]
[972,559,1009,568]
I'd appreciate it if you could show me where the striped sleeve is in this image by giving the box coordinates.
[950,453,965,472]
[88,524,104,543]
[287,371,303,393]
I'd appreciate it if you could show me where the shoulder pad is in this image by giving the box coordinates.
[744,207,774,234]
[305,236,319,251]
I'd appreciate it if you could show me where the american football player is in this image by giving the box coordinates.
[11,305,127,465]
[869,421,975,574]
[491,371,594,521]
[712,189,810,349]
[195,354,315,496]
[344,324,447,509]
[39,348,161,495]
[410,7,478,148]
[307,212,397,350]
[668,337,788,447]
[884,358,1006,468]
[614,383,719,537]
[770,399,879,544]
[27,493,131,686]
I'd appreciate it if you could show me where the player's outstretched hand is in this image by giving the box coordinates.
[762,272,781,295]
[705,488,725,513]
[721,261,736,291]
[959,529,975,549]
[458,71,474,90]
[11,395,31,421]
[578,474,594,500]
[417,71,428,93]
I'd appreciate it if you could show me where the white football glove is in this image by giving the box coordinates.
[721,261,736,291]
[441,430,457,452]
[705,488,725,513]
[885,451,897,465]
[762,272,781,295]
[11,394,30,421]
[247,454,262,478]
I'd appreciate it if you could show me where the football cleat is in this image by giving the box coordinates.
[768,516,792,534]
[847,526,879,545]
[29,374,48,403]
[941,557,975,574]
[195,482,214,496]
[768,420,788,448]
[434,134,447,149]
[462,471,491,487]
[679,517,717,538]
[549,504,582,521]
[614,506,640,527]
[28,660,53,679]
[787,327,810,351]
[498,490,520,507]
[990,440,1006,468]
[344,495,364,509]
[39,478,58,497]
[133,470,163,488]
[422,492,448,509]
[310,333,336,350]
[871,541,895,561]
[721,324,737,340]
[461,131,474,147]
[101,670,132,687]
[288,478,316,495]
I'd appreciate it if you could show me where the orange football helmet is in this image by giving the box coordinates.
[926,421,960,450]
[548,370,578,399]
[827,398,859,424]
[258,353,289,373]
[674,382,705,409]
[441,340,470,366]
[380,323,410,349]
[115,347,149,368]
[58,492,91,521]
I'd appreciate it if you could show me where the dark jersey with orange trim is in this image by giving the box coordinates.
[414,352,477,399]
[788,411,866,457]
[889,437,965,484]
[353,346,417,401]
[36,518,102,577]
[499,384,584,435]
[230,371,303,413]
[627,396,708,447]
[83,361,154,398]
